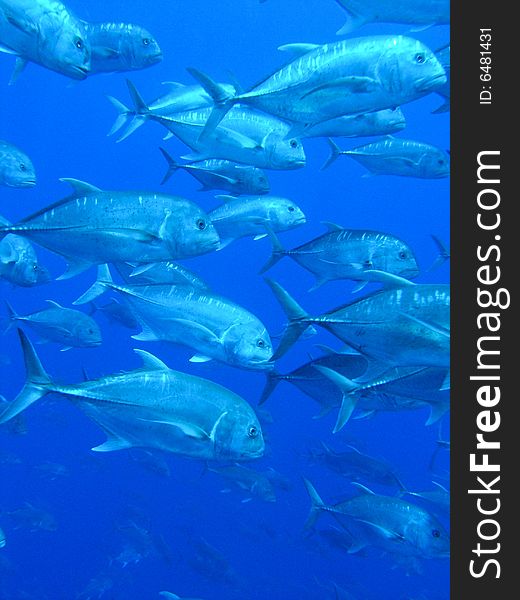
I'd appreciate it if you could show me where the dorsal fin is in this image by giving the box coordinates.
[59,178,102,194]
[321,221,343,232]
[351,482,376,495]
[133,349,169,370]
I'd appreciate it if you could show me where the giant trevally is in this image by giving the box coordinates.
[189,35,446,132]
[260,224,419,291]
[266,279,450,367]
[324,137,450,178]
[108,79,237,140]
[403,482,450,516]
[207,463,277,502]
[3,299,102,350]
[0,178,219,279]
[0,232,50,287]
[114,261,210,291]
[75,265,274,371]
[160,149,270,195]
[209,194,306,249]
[0,330,265,461]
[0,0,90,82]
[333,0,450,35]
[83,22,162,75]
[0,140,36,187]
[303,479,450,560]
[299,108,406,140]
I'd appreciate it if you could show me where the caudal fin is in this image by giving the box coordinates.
[258,370,283,405]
[313,365,360,432]
[427,235,450,272]
[110,80,151,142]
[73,264,113,305]
[258,226,287,274]
[159,148,180,185]
[302,478,326,530]
[0,330,52,424]
[321,138,343,170]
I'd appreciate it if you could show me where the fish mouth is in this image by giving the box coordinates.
[246,359,276,371]
[70,65,90,79]
[147,52,163,65]
[399,267,420,279]
[11,179,36,188]
[294,216,307,226]
[417,72,447,92]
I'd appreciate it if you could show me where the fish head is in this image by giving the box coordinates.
[224,323,274,370]
[214,409,265,461]
[378,37,446,96]
[245,168,270,195]
[381,239,420,280]
[253,479,277,502]
[164,204,220,257]
[43,21,91,79]
[0,235,40,286]
[267,134,306,169]
[420,148,450,178]
[411,512,450,558]
[269,198,306,230]
[377,107,407,133]
[119,24,163,68]
[72,316,103,347]
[0,149,36,188]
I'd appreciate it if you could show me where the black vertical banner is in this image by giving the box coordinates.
[451,2,513,598]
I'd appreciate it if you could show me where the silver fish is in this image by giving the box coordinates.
[304,479,450,559]
[0,178,219,279]
[75,265,274,371]
[0,329,265,461]
[261,224,419,291]
[334,0,450,34]
[0,0,90,82]
[299,108,406,139]
[6,501,57,531]
[83,21,162,74]
[189,35,446,130]
[324,137,450,178]
[0,233,50,287]
[3,299,102,350]
[209,194,306,249]
[114,261,210,291]
[208,463,277,502]
[0,140,36,187]
[160,148,270,195]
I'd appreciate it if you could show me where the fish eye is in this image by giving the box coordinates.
[415,53,425,64]
[363,259,373,268]
[19,163,27,171]
[142,38,150,46]
[288,206,295,212]
[75,38,83,50]
[259,176,266,183]
[257,339,266,348]
[398,251,408,259]
[289,139,298,148]
[432,529,441,538]
[248,426,258,438]
[196,219,206,231]
[438,159,445,165]
[32,264,38,271]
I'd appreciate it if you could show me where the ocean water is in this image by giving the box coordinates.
[0,1,450,599]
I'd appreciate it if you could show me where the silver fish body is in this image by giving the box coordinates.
[300,108,406,139]
[0,0,90,79]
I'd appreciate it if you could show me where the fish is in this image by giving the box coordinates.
[159,148,271,195]
[299,108,406,139]
[6,501,57,531]
[108,79,237,140]
[0,140,36,187]
[128,449,171,477]
[402,481,450,515]
[2,299,101,351]
[310,442,404,489]
[88,298,140,330]
[208,463,277,502]
[432,44,450,114]
[114,261,210,291]
[0,178,220,279]
[260,223,419,290]
[33,461,69,479]
[83,21,162,74]
[0,0,90,82]
[209,194,306,249]
[75,265,274,371]
[0,231,51,287]
[303,479,450,560]
[2,299,102,350]
[334,0,450,34]
[323,137,450,178]
[189,35,446,132]
[0,329,265,461]
[266,278,450,367]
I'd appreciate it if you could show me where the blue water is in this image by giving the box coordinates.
[0,1,450,598]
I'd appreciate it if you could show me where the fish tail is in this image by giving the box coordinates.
[302,478,326,531]
[1,300,18,333]
[106,95,132,137]
[0,330,52,425]
[426,235,450,272]
[73,264,112,305]
[321,138,343,170]
[186,67,236,140]
[335,5,366,35]
[258,226,287,274]
[258,369,282,405]
[111,80,151,142]
[264,278,312,359]
[158,147,180,185]
[313,365,359,432]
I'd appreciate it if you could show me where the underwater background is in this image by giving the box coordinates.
[0,1,449,598]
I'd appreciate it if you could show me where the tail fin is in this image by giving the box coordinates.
[159,147,180,185]
[313,365,360,432]
[264,278,312,360]
[73,264,113,305]
[258,370,283,405]
[112,80,151,142]
[321,138,343,170]
[1,300,18,334]
[0,330,52,424]
[427,235,450,272]
[302,478,326,530]
[258,226,287,274]
[106,95,132,137]
[186,67,237,140]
